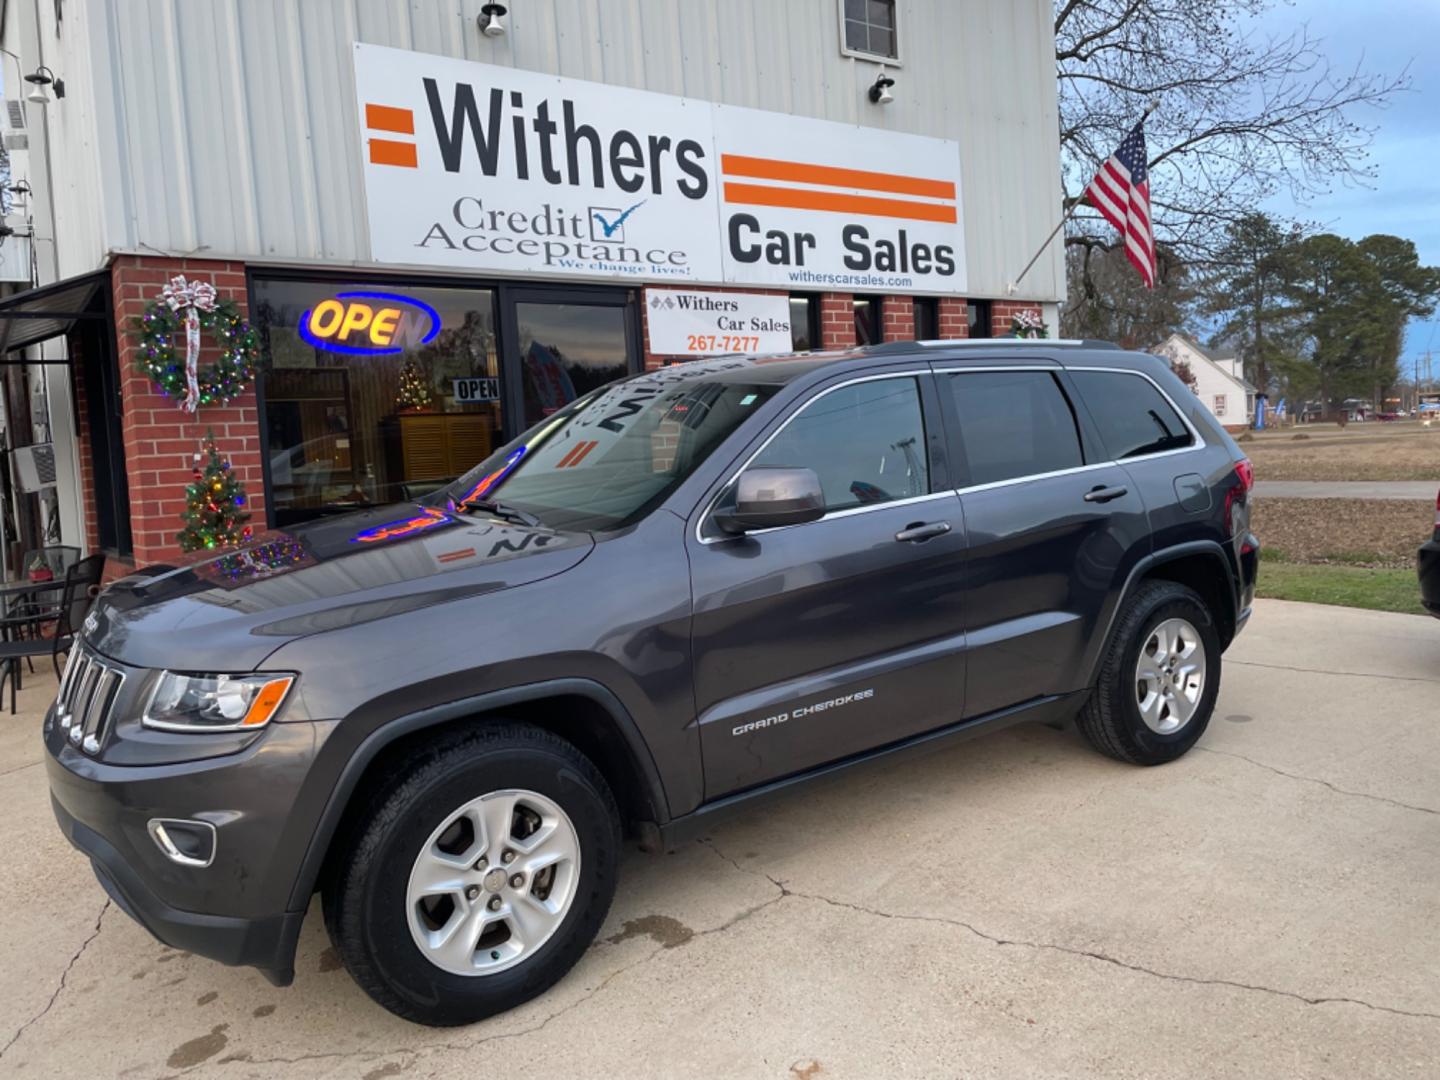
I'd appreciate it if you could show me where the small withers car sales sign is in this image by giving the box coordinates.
[645,288,792,357]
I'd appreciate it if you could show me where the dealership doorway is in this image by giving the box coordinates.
[498,285,642,428]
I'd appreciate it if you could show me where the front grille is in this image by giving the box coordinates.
[55,647,125,755]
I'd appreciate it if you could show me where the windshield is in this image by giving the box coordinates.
[439,371,780,531]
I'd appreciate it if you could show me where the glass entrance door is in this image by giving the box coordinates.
[500,287,640,429]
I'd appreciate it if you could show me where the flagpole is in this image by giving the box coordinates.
[1006,98,1159,296]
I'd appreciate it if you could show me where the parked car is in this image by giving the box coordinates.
[45,341,1258,1026]
[1421,487,1440,617]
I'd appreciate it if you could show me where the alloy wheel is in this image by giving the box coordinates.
[1134,616,1207,735]
[405,789,580,977]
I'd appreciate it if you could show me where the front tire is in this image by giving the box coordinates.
[1076,581,1220,765]
[322,723,621,1026]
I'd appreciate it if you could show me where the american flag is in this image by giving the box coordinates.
[1085,120,1155,288]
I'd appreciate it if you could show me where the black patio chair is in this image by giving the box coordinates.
[10,546,81,673]
[0,553,105,714]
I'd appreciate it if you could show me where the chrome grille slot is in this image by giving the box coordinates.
[54,648,124,755]
[55,649,85,724]
[80,670,122,754]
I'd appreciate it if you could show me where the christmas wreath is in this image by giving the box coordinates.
[132,275,261,412]
[1010,310,1048,339]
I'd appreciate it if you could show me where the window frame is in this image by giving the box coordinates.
[837,0,902,65]
[932,363,1204,494]
[1213,393,1227,416]
[697,368,948,543]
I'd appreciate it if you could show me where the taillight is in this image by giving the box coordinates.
[1235,458,1254,492]
[1226,458,1253,539]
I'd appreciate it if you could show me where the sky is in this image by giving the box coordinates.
[1257,0,1440,381]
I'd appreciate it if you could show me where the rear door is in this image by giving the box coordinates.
[934,364,1151,718]
[687,368,968,798]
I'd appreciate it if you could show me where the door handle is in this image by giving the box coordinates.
[894,521,951,543]
[1083,485,1129,503]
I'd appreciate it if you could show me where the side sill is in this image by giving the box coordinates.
[656,692,1083,851]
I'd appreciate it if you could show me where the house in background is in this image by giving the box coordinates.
[1152,333,1257,433]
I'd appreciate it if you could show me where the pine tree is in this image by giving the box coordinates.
[397,360,432,410]
[178,429,253,552]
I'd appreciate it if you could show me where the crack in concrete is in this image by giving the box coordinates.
[699,841,1440,1025]
[0,759,40,778]
[0,900,110,1062]
[192,868,789,1072]
[1229,659,1440,686]
[1197,745,1439,816]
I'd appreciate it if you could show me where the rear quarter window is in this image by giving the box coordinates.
[1069,370,1195,459]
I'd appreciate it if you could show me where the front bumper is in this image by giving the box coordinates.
[51,795,304,985]
[1420,538,1440,618]
[44,696,333,986]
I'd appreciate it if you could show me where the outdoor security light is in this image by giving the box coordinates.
[479,3,507,37]
[24,66,63,104]
[869,70,895,105]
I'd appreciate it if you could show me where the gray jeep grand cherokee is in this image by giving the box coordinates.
[45,340,1258,1025]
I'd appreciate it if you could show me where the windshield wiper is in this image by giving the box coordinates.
[458,498,543,528]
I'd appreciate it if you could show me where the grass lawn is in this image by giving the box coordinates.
[1257,559,1425,616]
[1242,420,1440,481]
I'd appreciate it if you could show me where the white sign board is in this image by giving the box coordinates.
[452,376,500,403]
[645,289,792,356]
[352,44,966,295]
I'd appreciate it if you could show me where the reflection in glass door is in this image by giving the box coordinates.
[509,294,638,427]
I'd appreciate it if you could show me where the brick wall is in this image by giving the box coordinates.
[938,298,969,339]
[818,293,854,349]
[881,296,913,343]
[110,255,265,568]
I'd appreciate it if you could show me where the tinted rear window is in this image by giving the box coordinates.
[944,371,1085,486]
[1070,371,1195,459]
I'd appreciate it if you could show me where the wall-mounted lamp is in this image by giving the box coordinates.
[868,69,895,106]
[479,3,508,37]
[24,66,64,105]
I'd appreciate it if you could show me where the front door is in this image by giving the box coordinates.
[687,369,969,799]
[498,286,641,436]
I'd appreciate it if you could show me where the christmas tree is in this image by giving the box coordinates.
[178,429,253,552]
[397,360,433,410]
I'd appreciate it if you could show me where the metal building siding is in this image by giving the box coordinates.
[64,0,1063,300]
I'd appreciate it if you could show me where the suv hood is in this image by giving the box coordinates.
[85,503,593,671]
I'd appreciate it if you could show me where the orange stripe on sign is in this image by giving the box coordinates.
[369,139,418,168]
[723,182,957,224]
[570,440,600,466]
[366,103,415,134]
[721,154,955,200]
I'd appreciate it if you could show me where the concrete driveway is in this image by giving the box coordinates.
[1,598,1437,1079]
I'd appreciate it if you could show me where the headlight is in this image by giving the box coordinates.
[143,672,295,732]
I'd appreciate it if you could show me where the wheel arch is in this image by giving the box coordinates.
[288,679,670,913]
[1086,541,1239,687]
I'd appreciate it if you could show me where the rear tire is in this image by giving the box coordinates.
[1076,581,1220,765]
[322,722,621,1026]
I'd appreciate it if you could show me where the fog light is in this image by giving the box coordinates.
[147,819,217,868]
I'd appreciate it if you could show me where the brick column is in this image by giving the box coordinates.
[881,295,914,342]
[938,298,969,339]
[819,293,854,349]
[111,255,265,567]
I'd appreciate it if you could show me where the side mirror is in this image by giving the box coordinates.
[714,467,826,534]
